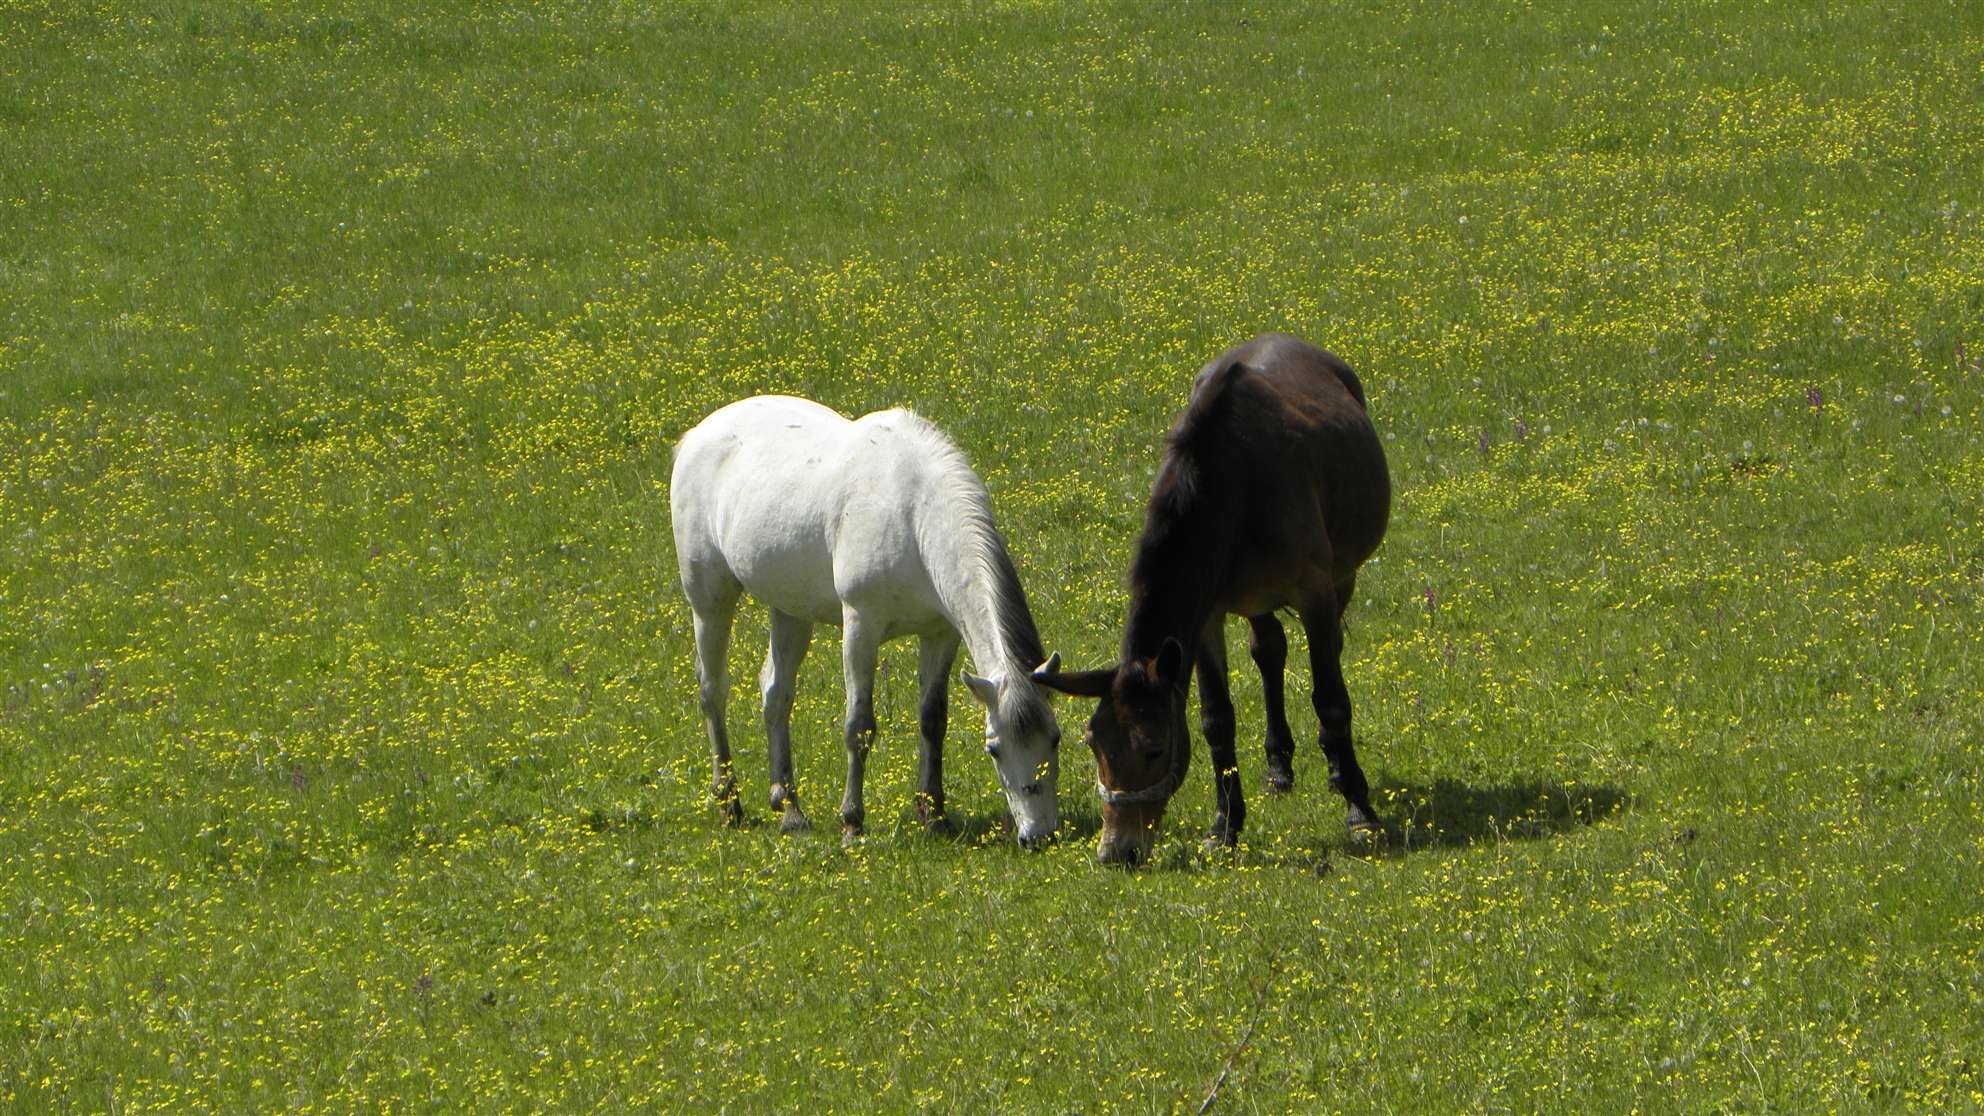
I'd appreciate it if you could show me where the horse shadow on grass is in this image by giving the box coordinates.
[909,777,1623,870]
[762,778,1622,866]
[1364,776,1627,852]
[1178,775,1628,874]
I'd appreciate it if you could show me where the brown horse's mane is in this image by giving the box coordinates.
[1120,362,1252,667]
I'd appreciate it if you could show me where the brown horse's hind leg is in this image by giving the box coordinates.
[1247,614,1298,793]
[1300,584,1380,835]
[1197,620,1245,847]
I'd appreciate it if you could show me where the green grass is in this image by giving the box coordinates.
[4,0,1983,1110]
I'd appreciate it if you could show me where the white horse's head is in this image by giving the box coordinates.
[961,657,1063,847]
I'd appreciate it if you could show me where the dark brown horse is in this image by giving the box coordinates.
[1034,333,1391,865]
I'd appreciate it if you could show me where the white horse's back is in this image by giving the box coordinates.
[672,395,849,623]
[671,395,946,629]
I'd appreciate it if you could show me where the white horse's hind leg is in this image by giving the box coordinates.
[838,607,883,837]
[687,581,744,824]
[761,609,814,833]
[915,631,961,832]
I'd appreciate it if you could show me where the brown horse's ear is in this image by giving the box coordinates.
[1031,664,1114,698]
[1151,637,1188,691]
[1194,360,1249,407]
[1175,361,1250,447]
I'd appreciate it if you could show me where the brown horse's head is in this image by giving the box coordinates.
[1033,637,1191,866]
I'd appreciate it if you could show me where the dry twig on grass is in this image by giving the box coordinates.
[1197,959,1279,1114]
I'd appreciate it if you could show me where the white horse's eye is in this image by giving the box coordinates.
[985,741,1001,758]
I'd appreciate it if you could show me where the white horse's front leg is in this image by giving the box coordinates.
[839,607,882,837]
[915,631,960,832]
[761,608,815,833]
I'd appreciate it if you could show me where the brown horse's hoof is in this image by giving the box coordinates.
[1264,750,1295,793]
[779,806,812,834]
[1347,810,1386,844]
[718,796,745,827]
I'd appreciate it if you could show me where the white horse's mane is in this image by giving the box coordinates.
[894,412,1053,730]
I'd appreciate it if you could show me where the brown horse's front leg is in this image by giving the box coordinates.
[1247,613,1298,793]
[1197,620,1244,846]
[1300,588,1380,835]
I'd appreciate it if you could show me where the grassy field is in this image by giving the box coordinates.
[5,0,1983,1110]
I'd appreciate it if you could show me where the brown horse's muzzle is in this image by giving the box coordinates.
[1096,802,1165,867]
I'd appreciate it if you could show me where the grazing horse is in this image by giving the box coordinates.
[1033,333,1391,866]
[670,395,1065,845]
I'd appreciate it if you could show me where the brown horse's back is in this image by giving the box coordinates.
[1173,332,1390,610]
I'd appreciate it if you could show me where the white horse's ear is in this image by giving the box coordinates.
[960,669,1001,709]
[1034,652,1061,675]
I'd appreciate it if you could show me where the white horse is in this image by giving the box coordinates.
[670,395,1065,845]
